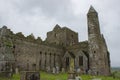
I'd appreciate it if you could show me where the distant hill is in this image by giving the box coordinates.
[111,67,120,72]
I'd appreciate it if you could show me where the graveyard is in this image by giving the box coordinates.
[0,71,120,80]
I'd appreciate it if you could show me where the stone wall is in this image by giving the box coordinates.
[46,24,78,47]
[14,39,63,71]
[14,39,40,71]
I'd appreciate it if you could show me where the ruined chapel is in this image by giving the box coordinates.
[0,6,111,75]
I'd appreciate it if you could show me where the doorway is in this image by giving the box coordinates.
[66,57,69,69]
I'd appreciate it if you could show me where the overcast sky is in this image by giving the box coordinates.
[0,0,120,67]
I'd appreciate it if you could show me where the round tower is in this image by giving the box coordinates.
[87,6,110,75]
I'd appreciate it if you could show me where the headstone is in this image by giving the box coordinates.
[92,78,101,80]
[20,71,40,80]
[15,67,19,74]
[75,76,82,80]
[88,69,91,75]
[77,68,80,73]
[62,68,65,73]
[9,68,13,77]
[68,72,76,80]
[52,67,56,74]
[46,66,50,72]
[85,69,88,74]
[56,66,59,74]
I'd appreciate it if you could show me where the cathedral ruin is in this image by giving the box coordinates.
[0,6,111,76]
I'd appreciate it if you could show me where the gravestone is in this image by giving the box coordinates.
[46,66,51,73]
[56,66,59,74]
[88,69,92,75]
[52,67,56,74]
[62,68,65,73]
[76,68,80,73]
[75,75,82,80]
[68,72,76,80]
[20,71,40,80]
[15,67,19,74]
[92,78,101,80]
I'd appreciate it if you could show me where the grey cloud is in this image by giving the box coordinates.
[11,0,73,17]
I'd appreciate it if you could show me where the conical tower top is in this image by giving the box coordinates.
[88,5,97,14]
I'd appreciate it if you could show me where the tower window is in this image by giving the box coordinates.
[39,60,41,66]
[94,51,96,53]
[54,33,57,37]
[13,45,15,48]
[71,35,73,38]
[50,53,51,65]
[54,54,55,67]
[40,51,42,54]
[45,52,47,67]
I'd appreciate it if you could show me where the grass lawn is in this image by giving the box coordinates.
[0,71,120,80]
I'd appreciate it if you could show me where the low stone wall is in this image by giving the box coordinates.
[20,71,40,80]
[0,71,13,77]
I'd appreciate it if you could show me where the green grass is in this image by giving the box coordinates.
[0,71,120,80]
[12,73,20,80]
[81,75,120,80]
[41,72,67,80]
[0,73,20,80]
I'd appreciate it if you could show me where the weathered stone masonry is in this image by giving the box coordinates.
[0,6,110,76]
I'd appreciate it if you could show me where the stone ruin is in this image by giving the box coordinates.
[0,6,111,77]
